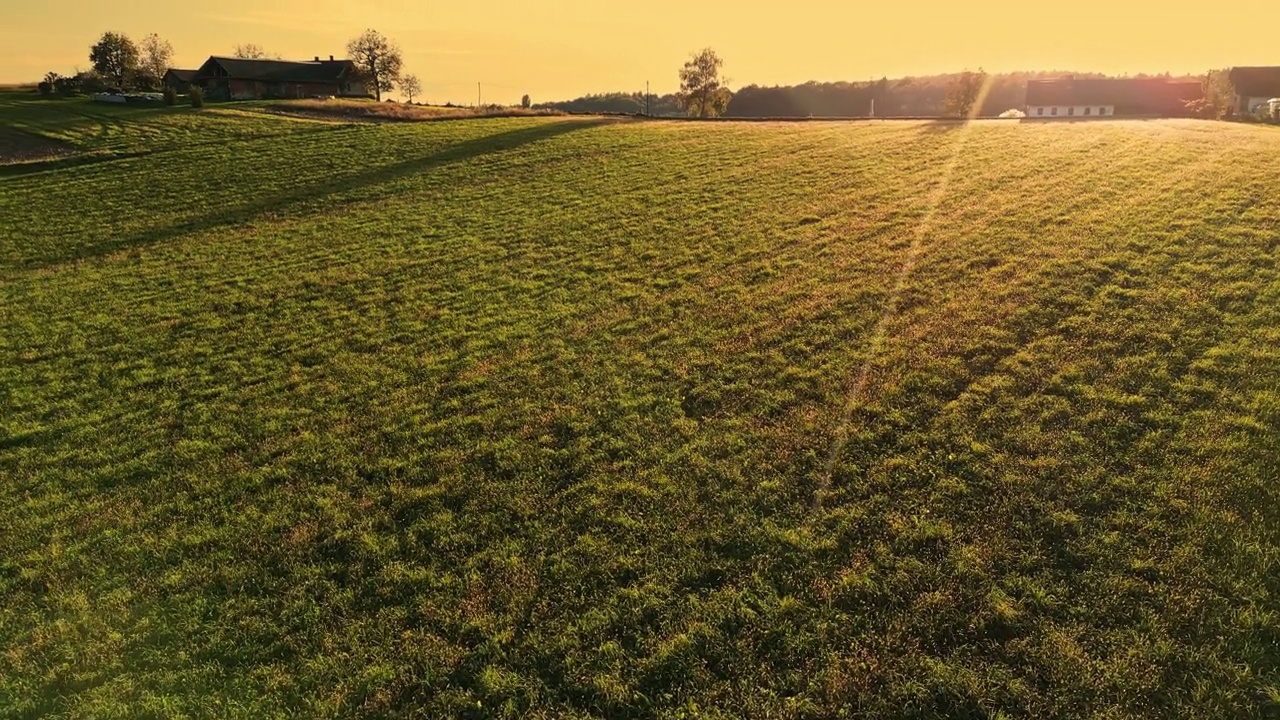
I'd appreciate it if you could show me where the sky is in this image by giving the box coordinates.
[2,0,1277,104]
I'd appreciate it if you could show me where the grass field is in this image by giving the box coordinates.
[262,99,566,123]
[2,94,1279,718]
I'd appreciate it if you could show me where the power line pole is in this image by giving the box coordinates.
[646,80,650,117]
[477,82,481,107]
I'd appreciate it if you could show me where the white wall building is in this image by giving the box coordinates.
[1025,104,1113,119]
[1025,77,1201,120]
[1025,78,1123,120]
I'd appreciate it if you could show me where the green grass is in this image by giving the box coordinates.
[2,93,1279,718]
[262,99,566,122]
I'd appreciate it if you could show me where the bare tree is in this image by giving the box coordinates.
[400,74,421,103]
[679,48,731,118]
[346,29,403,101]
[233,43,270,59]
[138,33,173,89]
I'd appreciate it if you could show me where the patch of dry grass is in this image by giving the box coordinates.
[262,98,567,122]
[0,125,73,164]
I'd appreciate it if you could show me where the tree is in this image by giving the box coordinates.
[944,69,987,117]
[138,33,173,90]
[521,94,531,109]
[38,71,60,97]
[233,43,269,59]
[400,74,421,103]
[679,48,730,118]
[90,32,140,88]
[346,29,403,101]
[1185,69,1233,119]
[72,70,104,94]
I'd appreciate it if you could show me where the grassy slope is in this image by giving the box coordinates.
[1,95,1279,718]
[261,99,566,123]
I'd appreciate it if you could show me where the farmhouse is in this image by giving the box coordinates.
[1025,78,1201,119]
[192,56,367,101]
[1227,67,1280,115]
[163,69,196,93]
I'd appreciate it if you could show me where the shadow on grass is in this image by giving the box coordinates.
[22,118,614,269]
[0,125,352,181]
[0,149,152,178]
[913,119,968,135]
[0,125,76,166]
[2,102,142,143]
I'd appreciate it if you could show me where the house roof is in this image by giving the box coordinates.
[164,69,197,82]
[1027,79,1119,106]
[193,56,357,84]
[1228,67,1280,97]
[1026,78,1201,114]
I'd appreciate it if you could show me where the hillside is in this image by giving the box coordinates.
[2,95,1279,719]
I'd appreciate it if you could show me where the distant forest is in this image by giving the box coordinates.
[534,92,685,116]
[539,71,1200,118]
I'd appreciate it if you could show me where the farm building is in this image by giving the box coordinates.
[192,56,367,101]
[1025,78,1202,119]
[1227,67,1280,115]
[163,69,197,93]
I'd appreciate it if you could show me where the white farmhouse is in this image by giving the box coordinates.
[1025,77,1202,120]
[1025,79,1115,119]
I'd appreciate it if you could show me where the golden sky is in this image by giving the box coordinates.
[2,0,1277,102]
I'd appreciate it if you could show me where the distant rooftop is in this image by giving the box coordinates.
[194,56,357,84]
[1229,67,1280,97]
[1026,77,1201,114]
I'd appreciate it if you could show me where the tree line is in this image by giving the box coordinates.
[541,48,1210,119]
[725,71,1000,118]
[727,70,1207,118]
[535,92,684,116]
[538,69,1026,119]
